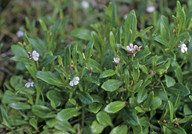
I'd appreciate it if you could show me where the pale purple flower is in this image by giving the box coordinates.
[16,30,23,37]
[126,43,138,53]
[81,1,89,9]
[124,14,128,20]
[178,43,188,53]
[146,5,155,13]
[113,57,120,64]
[25,81,34,88]
[69,77,80,87]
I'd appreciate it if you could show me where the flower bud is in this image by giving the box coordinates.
[23,42,26,47]
[49,32,52,36]
[90,67,93,74]
[71,64,75,70]
[150,70,154,75]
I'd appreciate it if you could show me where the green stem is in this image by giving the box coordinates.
[35,86,40,105]
[81,107,85,128]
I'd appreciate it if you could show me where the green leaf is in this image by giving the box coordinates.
[36,71,63,86]
[152,55,157,69]
[151,97,162,110]
[91,31,102,55]
[170,126,187,134]
[99,69,116,78]
[9,115,28,126]
[64,45,71,70]
[87,59,102,73]
[165,75,176,87]
[179,32,191,42]
[10,76,22,88]
[9,102,31,110]
[39,18,48,31]
[104,101,126,113]
[29,38,45,54]
[96,111,113,127]
[78,92,93,105]
[168,100,174,122]
[124,69,130,85]
[109,31,116,52]
[135,48,151,60]
[174,65,183,84]
[143,91,154,108]
[122,109,140,126]
[25,64,37,80]
[132,68,140,83]
[85,76,100,86]
[189,95,192,101]
[29,118,38,130]
[71,28,91,40]
[32,105,55,119]
[139,65,148,74]
[154,35,169,47]
[91,120,104,134]
[40,55,57,67]
[168,83,190,97]
[101,79,122,92]
[137,89,148,103]
[11,45,29,62]
[110,125,128,134]
[135,106,145,113]
[124,10,137,46]
[55,120,76,133]
[47,90,62,108]
[0,106,11,128]
[56,108,80,121]
[46,119,57,128]
[2,91,27,104]
[89,103,102,114]
[85,41,93,59]
[184,104,192,115]
[159,16,170,40]
[136,26,153,37]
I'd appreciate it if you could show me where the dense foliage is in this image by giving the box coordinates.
[1,1,192,134]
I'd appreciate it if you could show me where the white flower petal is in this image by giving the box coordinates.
[133,45,138,50]
[25,82,31,88]
[74,77,80,81]
[69,81,74,86]
[126,46,131,51]
[180,43,188,53]
[113,57,120,64]
[17,30,24,37]
[30,82,34,87]
[146,5,155,13]
[130,43,133,48]
[73,80,79,85]
[32,50,39,61]
[81,1,89,8]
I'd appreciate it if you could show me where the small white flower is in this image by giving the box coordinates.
[69,77,80,87]
[25,81,34,88]
[16,30,24,37]
[81,1,89,9]
[32,50,39,61]
[126,43,138,53]
[113,57,120,64]
[146,5,155,13]
[179,43,188,53]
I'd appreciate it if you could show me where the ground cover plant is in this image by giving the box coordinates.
[1,0,192,134]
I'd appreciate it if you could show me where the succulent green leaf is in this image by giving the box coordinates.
[104,101,126,113]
